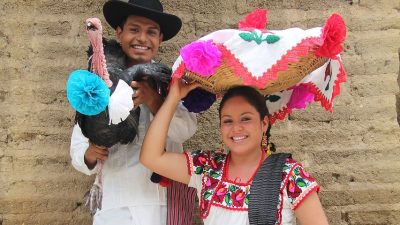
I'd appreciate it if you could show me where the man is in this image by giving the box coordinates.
[70,0,197,224]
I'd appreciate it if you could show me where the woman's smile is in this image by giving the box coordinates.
[231,135,248,142]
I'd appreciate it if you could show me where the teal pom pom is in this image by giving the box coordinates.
[66,70,110,116]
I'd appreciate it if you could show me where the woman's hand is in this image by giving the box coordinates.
[168,78,201,101]
[140,78,198,185]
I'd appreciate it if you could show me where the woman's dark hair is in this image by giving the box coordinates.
[218,85,276,152]
[218,85,268,119]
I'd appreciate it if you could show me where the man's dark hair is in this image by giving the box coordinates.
[118,17,128,30]
[117,16,163,38]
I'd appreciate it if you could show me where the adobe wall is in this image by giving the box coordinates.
[0,0,399,224]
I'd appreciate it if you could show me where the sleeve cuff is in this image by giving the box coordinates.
[292,183,321,210]
[184,151,194,176]
[70,124,99,176]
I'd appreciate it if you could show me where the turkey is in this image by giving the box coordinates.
[67,17,172,215]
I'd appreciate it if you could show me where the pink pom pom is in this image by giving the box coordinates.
[180,40,222,77]
[287,85,315,109]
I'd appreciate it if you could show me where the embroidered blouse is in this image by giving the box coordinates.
[184,150,320,225]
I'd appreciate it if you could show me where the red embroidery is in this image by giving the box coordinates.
[184,151,193,176]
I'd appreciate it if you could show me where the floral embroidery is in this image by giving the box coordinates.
[214,183,228,202]
[276,159,320,224]
[188,150,226,218]
[187,151,319,221]
[212,181,250,210]
[286,164,317,203]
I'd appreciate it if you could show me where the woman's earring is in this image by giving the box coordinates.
[262,132,268,149]
[262,132,271,157]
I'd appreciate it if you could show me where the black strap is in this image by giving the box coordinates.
[248,153,292,225]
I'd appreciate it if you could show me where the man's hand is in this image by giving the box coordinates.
[131,79,163,115]
[84,142,108,169]
[122,63,172,85]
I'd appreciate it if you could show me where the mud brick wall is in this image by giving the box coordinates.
[0,0,399,224]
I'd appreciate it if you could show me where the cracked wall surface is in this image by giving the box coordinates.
[0,0,399,225]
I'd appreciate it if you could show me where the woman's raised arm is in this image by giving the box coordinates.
[140,79,200,184]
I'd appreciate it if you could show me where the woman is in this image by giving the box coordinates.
[140,78,329,225]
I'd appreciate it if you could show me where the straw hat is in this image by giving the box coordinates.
[172,10,347,123]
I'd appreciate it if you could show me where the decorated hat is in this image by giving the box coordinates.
[172,9,347,123]
[103,0,182,41]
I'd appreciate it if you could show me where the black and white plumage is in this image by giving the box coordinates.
[76,39,172,148]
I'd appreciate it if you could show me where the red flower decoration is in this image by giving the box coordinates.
[315,13,347,59]
[204,176,219,188]
[231,189,246,207]
[238,9,268,30]
[210,158,223,170]
[193,153,208,167]
[214,184,228,203]
[287,179,302,199]
[200,199,210,214]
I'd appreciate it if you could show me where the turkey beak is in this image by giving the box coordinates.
[86,22,97,31]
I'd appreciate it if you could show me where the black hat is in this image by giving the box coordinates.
[103,0,182,41]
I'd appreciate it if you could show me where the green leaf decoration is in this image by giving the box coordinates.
[265,35,280,44]
[224,195,231,205]
[294,167,300,176]
[204,191,212,199]
[252,32,262,44]
[229,185,238,192]
[296,178,307,187]
[215,155,224,161]
[210,171,220,178]
[266,95,281,102]
[325,74,332,91]
[239,32,254,42]
[283,164,290,171]
[245,196,249,205]
[239,32,280,45]
[195,167,203,174]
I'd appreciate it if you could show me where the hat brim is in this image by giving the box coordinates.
[103,0,182,41]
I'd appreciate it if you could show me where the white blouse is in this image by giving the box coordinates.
[185,150,320,225]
